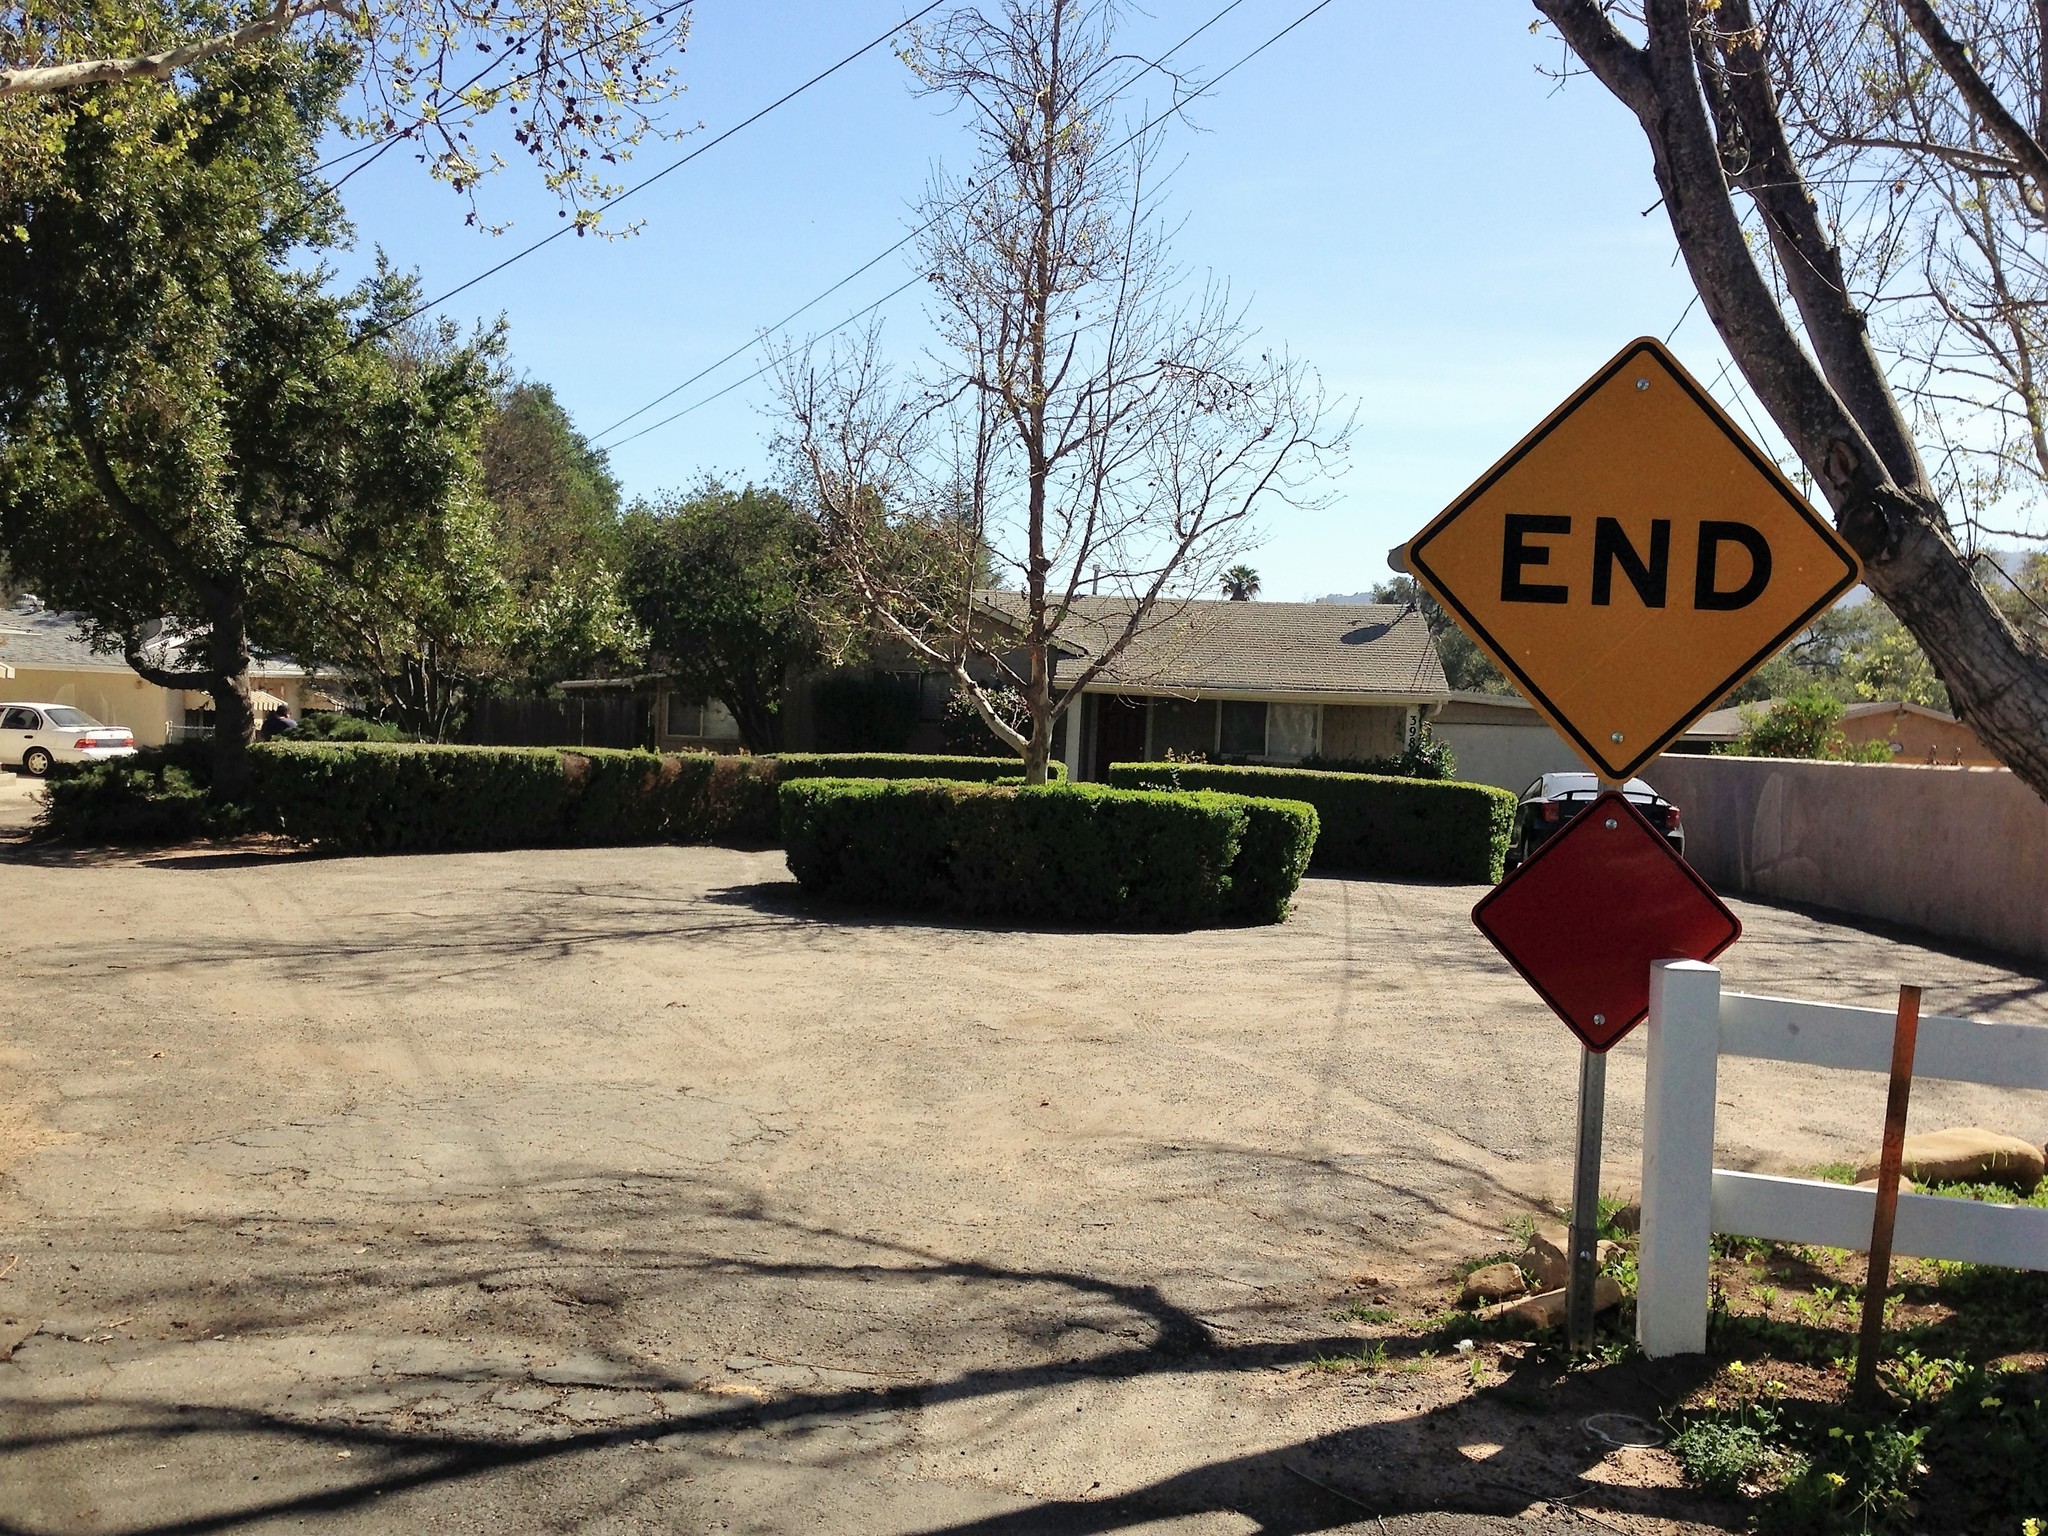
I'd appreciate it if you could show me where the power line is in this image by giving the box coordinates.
[348,0,948,353]
[589,0,1257,444]
[596,0,1334,452]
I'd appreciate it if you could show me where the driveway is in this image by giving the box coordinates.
[1,843,2043,1535]
[0,766,46,830]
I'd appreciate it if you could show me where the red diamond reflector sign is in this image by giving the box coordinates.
[1472,791,1740,1052]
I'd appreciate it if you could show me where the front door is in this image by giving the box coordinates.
[1091,695,1148,779]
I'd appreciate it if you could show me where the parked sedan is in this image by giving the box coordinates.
[1505,771,1684,869]
[0,703,137,776]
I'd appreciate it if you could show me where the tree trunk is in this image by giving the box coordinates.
[204,589,256,802]
[1023,710,1054,785]
[1537,0,2048,804]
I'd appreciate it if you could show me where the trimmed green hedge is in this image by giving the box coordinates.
[44,744,1063,852]
[250,743,782,854]
[779,779,1315,926]
[774,753,1062,783]
[1105,762,1516,883]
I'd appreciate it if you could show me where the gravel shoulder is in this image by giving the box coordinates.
[1,840,2042,1534]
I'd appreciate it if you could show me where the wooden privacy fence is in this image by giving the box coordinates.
[464,695,650,751]
[1636,959,2048,1359]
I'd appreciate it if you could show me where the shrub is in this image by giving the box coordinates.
[1300,720,1456,781]
[810,673,920,751]
[1197,790,1319,922]
[255,742,578,853]
[773,752,1062,783]
[1725,685,1893,763]
[44,741,1064,851]
[41,744,244,842]
[293,712,414,742]
[1106,762,1516,882]
[779,779,1314,926]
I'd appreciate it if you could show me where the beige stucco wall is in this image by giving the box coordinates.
[1649,754,2048,963]
[1435,719,1589,793]
[0,668,177,745]
[1839,706,1999,766]
[1322,704,1406,761]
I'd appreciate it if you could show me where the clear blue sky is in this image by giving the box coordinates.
[326,0,1766,602]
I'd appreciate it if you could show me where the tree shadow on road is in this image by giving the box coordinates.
[0,1189,1728,1536]
[0,1342,1723,1536]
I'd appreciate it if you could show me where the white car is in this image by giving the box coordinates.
[1,703,138,776]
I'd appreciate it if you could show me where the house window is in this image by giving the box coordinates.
[665,695,704,737]
[918,671,951,723]
[1219,700,1267,757]
[1266,703,1320,763]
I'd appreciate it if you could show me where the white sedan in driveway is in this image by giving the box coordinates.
[0,703,137,776]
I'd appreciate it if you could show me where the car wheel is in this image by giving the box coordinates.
[21,747,53,777]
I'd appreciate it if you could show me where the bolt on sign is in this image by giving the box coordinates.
[1404,338,1861,780]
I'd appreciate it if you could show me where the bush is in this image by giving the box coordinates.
[773,752,1062,783]
[41,743,244,843]
[1105,762,1516,882]
[292,712,415,742]
[810,673,920,752]
[778,779,1315,926]
[1300,720,1456,781]
[43,742,1064,851]
[1725,684,1893,763]
[255,742,581,853]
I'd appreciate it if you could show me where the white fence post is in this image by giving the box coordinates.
[1637,960,1724,1358]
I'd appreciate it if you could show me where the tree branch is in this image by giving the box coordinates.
[1898,0,2048,208]
[1533,0,1655,115]
[0,0,352,97]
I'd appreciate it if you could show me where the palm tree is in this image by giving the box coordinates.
[1220,564,1261,601]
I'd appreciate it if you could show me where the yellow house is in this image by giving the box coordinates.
[0,601,330,746]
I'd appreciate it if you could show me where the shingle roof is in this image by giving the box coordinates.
[0,604,308,677]
[974,592,1447,700]
[0,607,120,670]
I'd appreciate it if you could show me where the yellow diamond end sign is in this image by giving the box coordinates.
[1405,338,1861,781]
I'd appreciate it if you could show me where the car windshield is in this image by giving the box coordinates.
[44,707,101,728]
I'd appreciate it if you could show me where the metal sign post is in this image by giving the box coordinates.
[1566,1045,1608,1351]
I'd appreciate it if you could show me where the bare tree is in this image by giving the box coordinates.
[776,0,1344,784]
[1537,0,2048,801]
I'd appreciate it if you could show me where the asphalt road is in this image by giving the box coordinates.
[2,835,2043,1535]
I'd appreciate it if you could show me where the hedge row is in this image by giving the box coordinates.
[249,745,1067,853]
[780,779,1317,925]
[1105,762,1517,883]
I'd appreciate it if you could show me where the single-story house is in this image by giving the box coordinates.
[0,597,334,745]
[1674,698,2000,765]
[593,593,1451,775]
[973,593,1449,781]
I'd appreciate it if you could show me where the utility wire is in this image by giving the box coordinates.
[348,0,948,352]
[599,0,1340,452]
[589,0,1258,444]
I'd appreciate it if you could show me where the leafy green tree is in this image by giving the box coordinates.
[1728,686,1890,762]
[1,0,691,230]
[620,484,829,753]
[279,298,641,737]
[0,42,496,793]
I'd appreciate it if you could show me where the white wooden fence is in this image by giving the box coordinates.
[1636,960,2048,1358]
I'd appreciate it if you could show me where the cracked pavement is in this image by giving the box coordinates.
[1,838,2043,1534]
